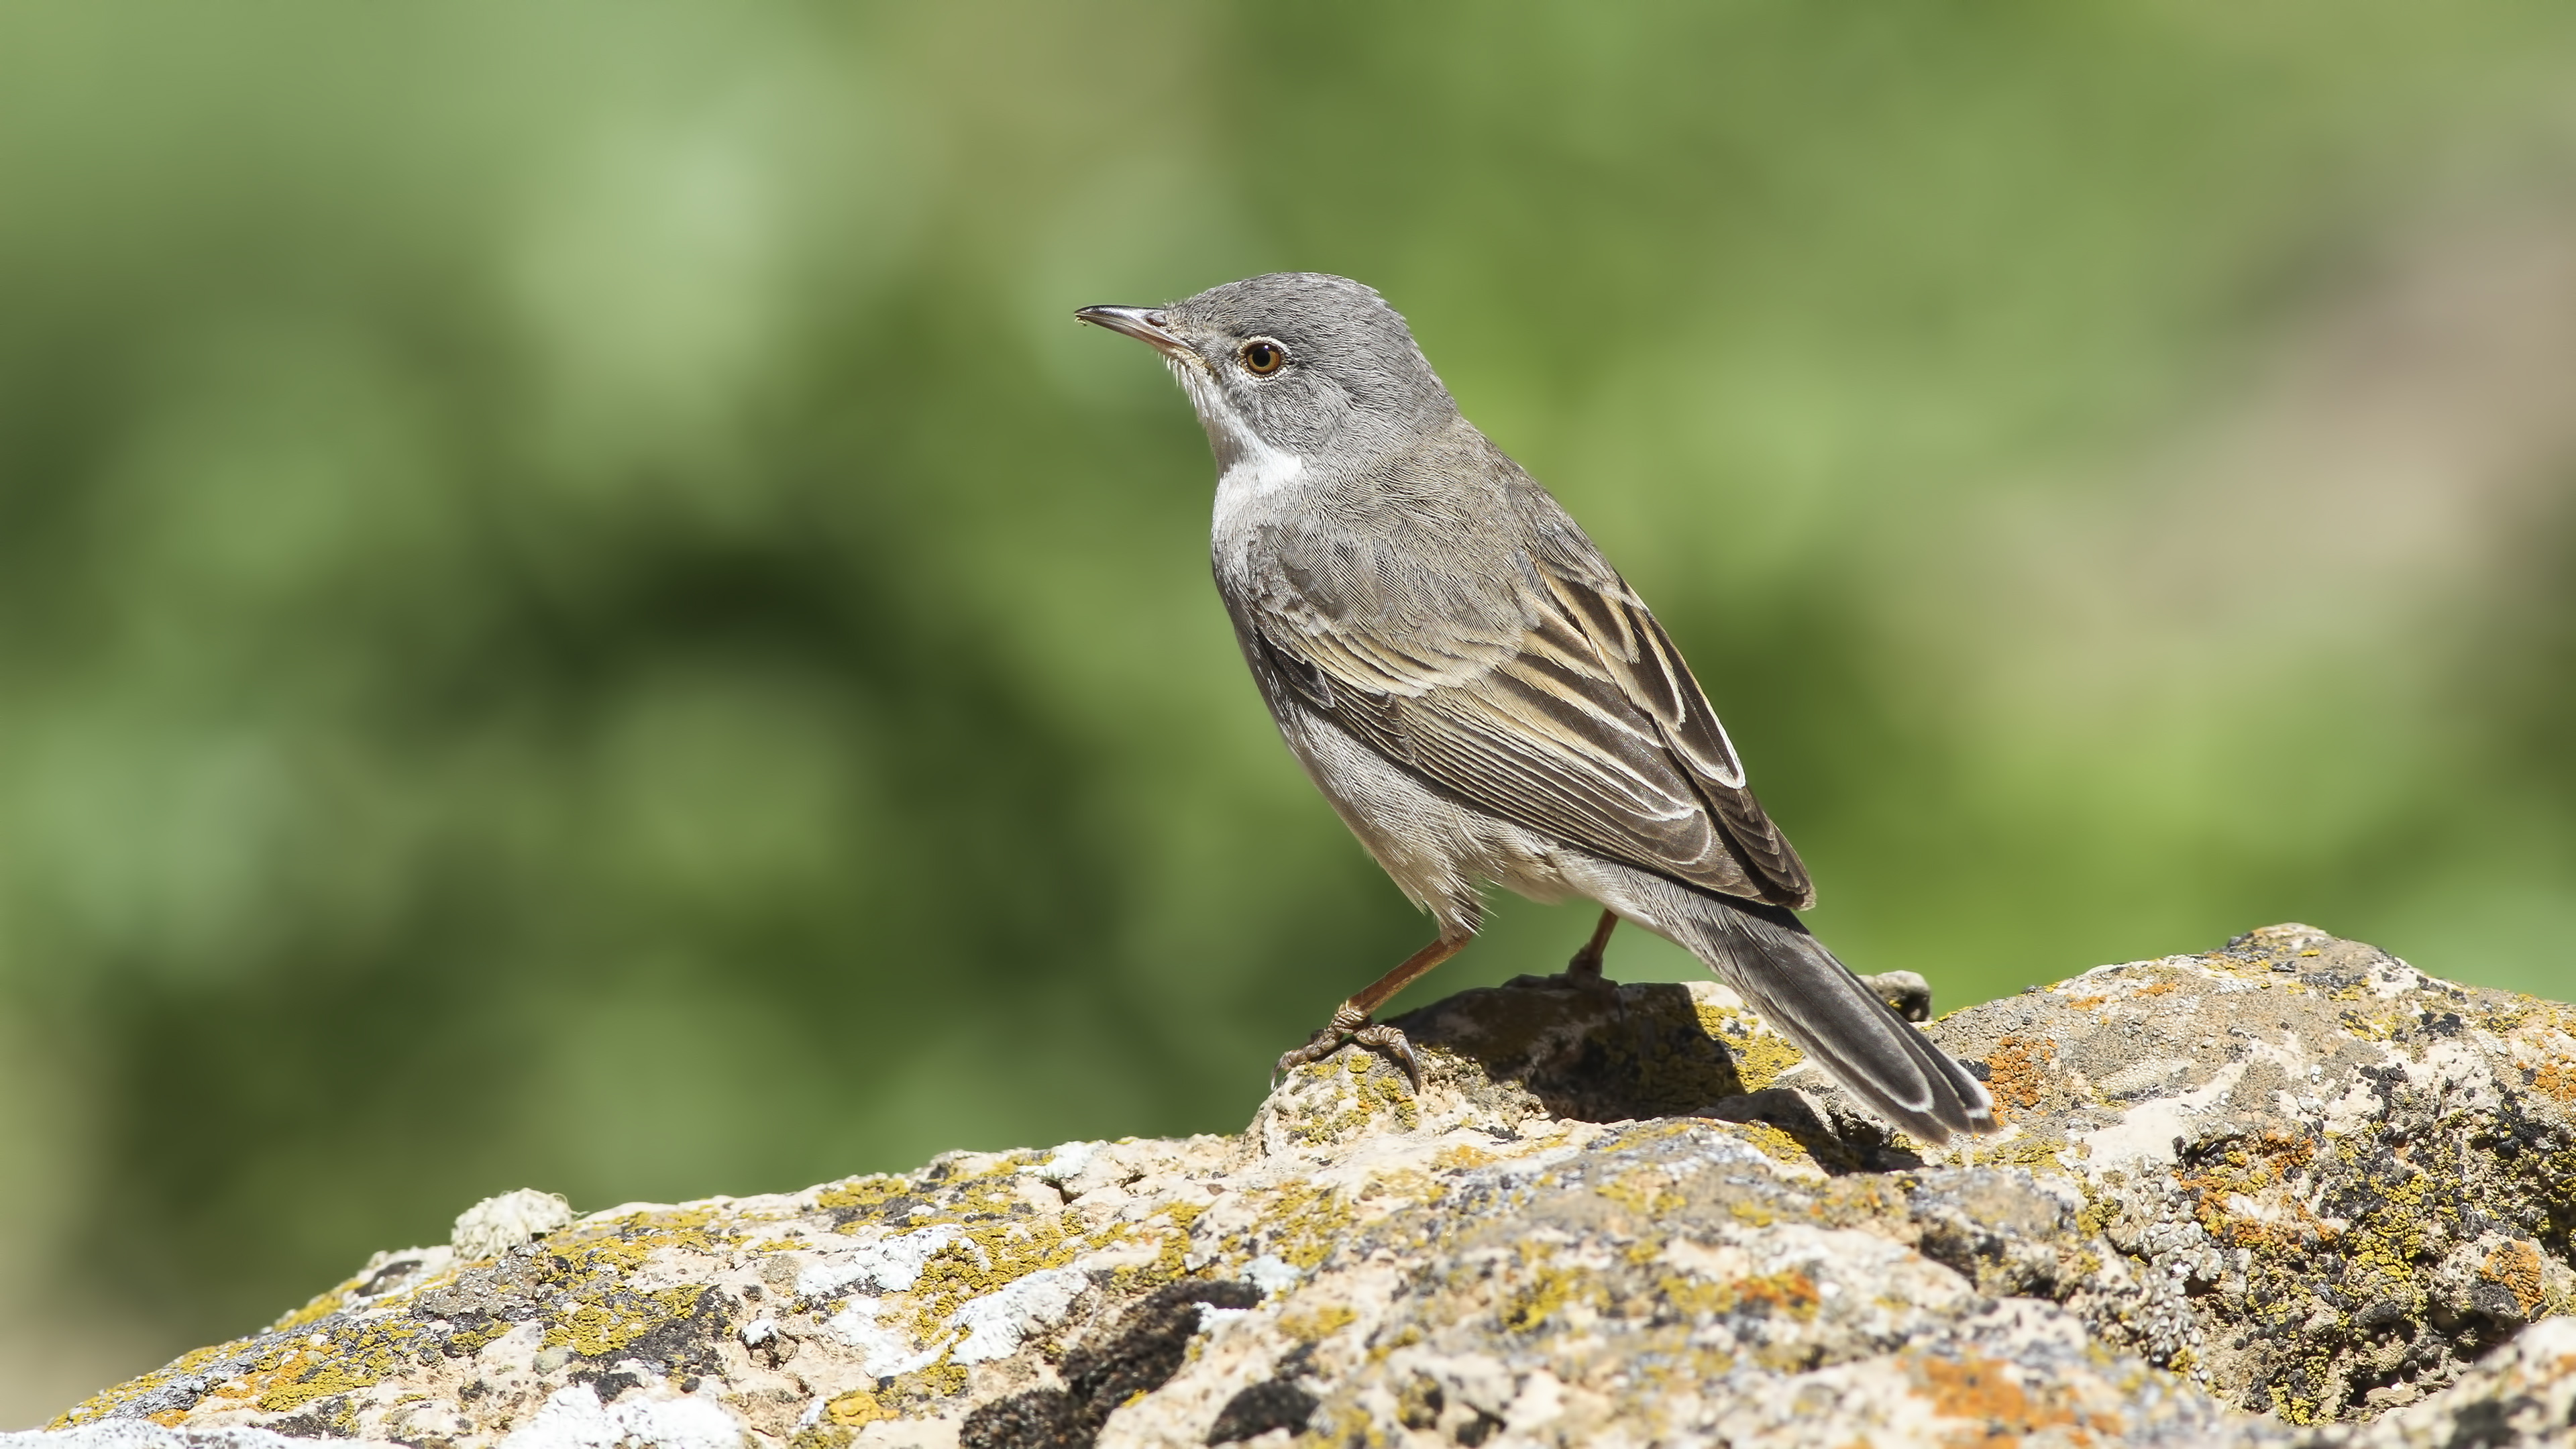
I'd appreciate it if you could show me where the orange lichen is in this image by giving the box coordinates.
[1984,1036,2052,1119]
[2174,1130,2328,1252]
[1656,1268,1820,1322]
[1731,1269,1820,1318]
[1913,1352,2080,1446]
[2483,1240,2546,1317]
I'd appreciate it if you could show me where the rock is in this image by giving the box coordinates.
[15,926,2575,1448]
[1916,922,2576,1426]
[2306,1316,2576,1448]
[453,1193,576,1263]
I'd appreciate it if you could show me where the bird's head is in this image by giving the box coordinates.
[1077,272,1457,472]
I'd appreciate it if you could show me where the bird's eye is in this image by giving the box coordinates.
[1239,338,1287,375]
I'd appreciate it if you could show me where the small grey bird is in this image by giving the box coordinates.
[1077,273,1996,1142]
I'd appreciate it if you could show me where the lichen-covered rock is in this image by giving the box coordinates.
[14,926,2574,1449]
[1914,922,2576,1426]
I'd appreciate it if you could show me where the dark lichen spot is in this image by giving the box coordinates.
[358,1258,428,1297]
[617,1287,736,1381]
[2441,1395,2524,1449]
[268,1396,358,1439]
[961,1388,1086,1449]
[1061,1281,1260,1413]
[1204,1379,1318,1444]
[961,1281,1260,1449]
[578,1368,641,1401]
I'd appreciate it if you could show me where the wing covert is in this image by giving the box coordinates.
[1251,556,1813,908]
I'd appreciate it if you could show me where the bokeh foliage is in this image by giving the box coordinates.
[4,0,2575,1413]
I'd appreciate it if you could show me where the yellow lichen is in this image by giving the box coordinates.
[826,1389,888,1428]
[894,1360,969,1399]
[815,1175,911,1216]
[1279,1305,1358,1341]
[1248,1182,1358,1272]
[1501,1254,1587,1332]
[1957,1132,2071,1172]
[548,1205,727,1273]
[249,1320,437,1415]
[266,1275,364,1334]
[1434,1142,1499,1171]
[1724,1122,1812,1165]
[910,1217,1081,1328]
[1284,1054,1421,1144]
[1695,1002,1804,1091]
[444,1317,511,1359]
[1595,1169,1686,1216]
[1361,1168,1440,1206]
[542,1287,706,1360]
[52,1340,256,1428]
[1109,1201,1203,1295]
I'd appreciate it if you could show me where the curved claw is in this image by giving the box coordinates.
[1271,1012,1421,1095]
[1272,1026,1344,1087]
[1349,1023,1422,1093]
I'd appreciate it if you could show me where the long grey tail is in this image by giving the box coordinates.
[1672,894,1997,1142]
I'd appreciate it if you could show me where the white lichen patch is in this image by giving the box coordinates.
[495,1385,742,1449]
[453,1191,576,1262]
[946,1267,1089,1364]
[794,1226,963,1301]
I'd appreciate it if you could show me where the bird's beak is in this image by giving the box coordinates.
[1075,305,1195,363]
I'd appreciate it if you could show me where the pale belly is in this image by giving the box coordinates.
[1269,698,1591,935]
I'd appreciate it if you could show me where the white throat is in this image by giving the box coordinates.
[1172,358,1308,529]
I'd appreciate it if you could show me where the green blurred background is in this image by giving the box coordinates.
[7,0,2576,1421]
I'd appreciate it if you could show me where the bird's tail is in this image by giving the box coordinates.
[1672,894,1997,1142]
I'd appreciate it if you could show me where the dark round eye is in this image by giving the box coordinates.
[1239,338,1286,375]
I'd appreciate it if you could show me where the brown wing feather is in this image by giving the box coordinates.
[1595,590,1813,906]
[1251,555,1812,908]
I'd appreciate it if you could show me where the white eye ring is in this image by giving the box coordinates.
[1238,337,1287,376]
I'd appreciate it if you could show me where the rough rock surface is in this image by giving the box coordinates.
[14,925,2576,1448]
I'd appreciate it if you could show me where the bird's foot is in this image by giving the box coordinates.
[1557,909,1620,1003]
[1273,1003,1421,1093]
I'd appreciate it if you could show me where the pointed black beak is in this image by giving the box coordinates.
[1075,305,1193,361]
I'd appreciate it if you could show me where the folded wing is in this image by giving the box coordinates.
[1250,553,1814,909]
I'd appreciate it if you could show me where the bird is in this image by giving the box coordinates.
[1076,272,1996,1143]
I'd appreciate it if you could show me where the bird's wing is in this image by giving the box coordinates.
[1247,555,1814,908]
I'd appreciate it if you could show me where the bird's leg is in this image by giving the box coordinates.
[1565,909,1619,979]
[1274,934,1466,1092]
